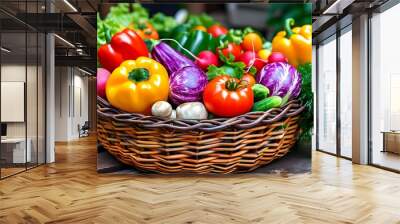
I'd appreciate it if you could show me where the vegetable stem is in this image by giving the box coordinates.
[159,38,201,61]
[225,79,247,91]
[245,39,267,73]
[128,68,150,82]
[285,18,295,38]
[103,23,112,43]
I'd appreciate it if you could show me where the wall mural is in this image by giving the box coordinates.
[96,3,312,174]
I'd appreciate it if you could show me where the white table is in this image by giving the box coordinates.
[1,138,31,163]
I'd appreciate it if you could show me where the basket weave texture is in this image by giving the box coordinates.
[97,96,304,174]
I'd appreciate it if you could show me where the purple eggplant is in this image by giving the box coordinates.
[151,42,196,79]
[152,42,208,105]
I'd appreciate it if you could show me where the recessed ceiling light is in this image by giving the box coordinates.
[63,0,78,12]
[1,47,11,53]
[54,34,75,48]
[78,67,92,76]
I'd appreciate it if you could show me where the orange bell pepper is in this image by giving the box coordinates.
[131,22,159,40]
[272,18,312,67]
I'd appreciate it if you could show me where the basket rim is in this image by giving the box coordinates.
[97,96,304,132]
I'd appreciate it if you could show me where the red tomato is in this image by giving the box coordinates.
[207,24,228,37]
[195,51,219,70]
[241,73,256,86]
[220,43,242,60]
[203,75,254,117]
[238,51,266,72]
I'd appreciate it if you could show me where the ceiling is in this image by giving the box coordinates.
[312,0,392,43]
[0,0,98,73]
[0,0,395,72]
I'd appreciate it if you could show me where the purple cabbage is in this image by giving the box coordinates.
[256,62,301,102]
[152,42,207,106]
[169,66,208,106]
[152,42,196,79]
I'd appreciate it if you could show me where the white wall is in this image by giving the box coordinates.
[54,67,89,141]
[1,65,35,138]
[1,63,46,164]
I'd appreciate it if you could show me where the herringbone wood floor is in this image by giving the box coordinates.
[1,136,400,224]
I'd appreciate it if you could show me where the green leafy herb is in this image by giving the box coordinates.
[186,13,216,28]
[105,3,148,28]
[97,3,150,49]
[223,29,243,45]
[206,52,247,80]
[297,63,313,141]
[97,13,120,49]
[149,13,178,38]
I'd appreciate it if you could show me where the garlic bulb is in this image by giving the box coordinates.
[176,102,208,120]
[151,101,172,118]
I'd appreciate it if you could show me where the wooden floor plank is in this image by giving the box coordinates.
[0,135,400,223]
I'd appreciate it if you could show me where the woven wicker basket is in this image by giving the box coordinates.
[97,96,304,174]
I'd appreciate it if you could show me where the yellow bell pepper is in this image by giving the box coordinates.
[106,57,169,114]
[272,18,312,68]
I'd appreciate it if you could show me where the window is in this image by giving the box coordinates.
[339,27,352,158]
[370,3,400,171]
[317,36,337,154]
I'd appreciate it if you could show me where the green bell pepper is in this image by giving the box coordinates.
[170,30,217,59]
[168,24,190,38]
[184,30,211,57]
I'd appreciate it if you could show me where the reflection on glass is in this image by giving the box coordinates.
[27,31,38,169]
[317,37,337,154]
[1,31,27,177]
[340,29,352,158]
[38,32,46,165]
[0,0,46,179]
[371,3,400,171]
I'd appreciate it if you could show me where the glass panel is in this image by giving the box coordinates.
[339,28,352,158]
[27,30,38,169]
[1,24,27,178]
[38,32,45,165]
[371,4,400,171]
[317,36,337,154]
[312,45,317,151]
[26,0,39,169]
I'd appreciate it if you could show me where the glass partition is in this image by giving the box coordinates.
[0,1,46,179]
[317,35,337,154]
[0,28,28,178]
[27,30,38,169]
[370,3,400,171]
[37,32,46,165]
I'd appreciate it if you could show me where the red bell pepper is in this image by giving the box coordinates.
[98,28,148,72]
